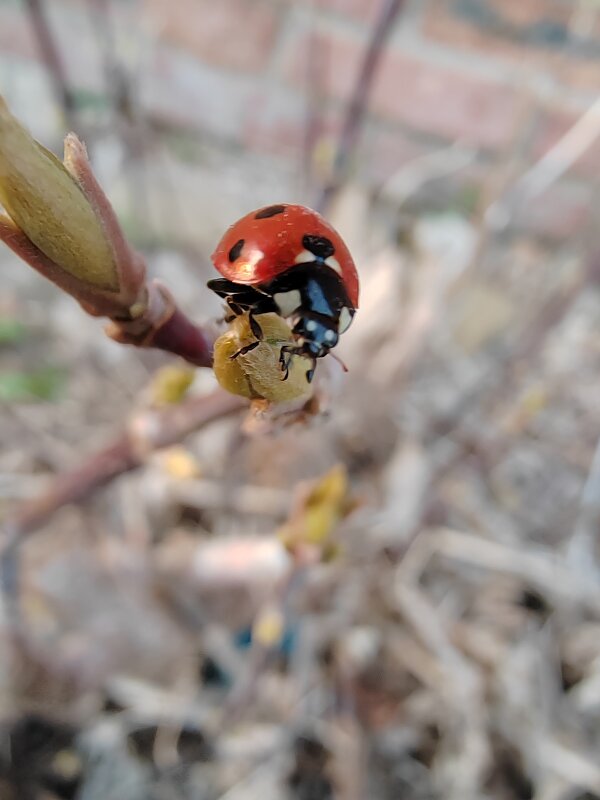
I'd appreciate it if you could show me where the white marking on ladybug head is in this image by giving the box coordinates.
[294,249,316,265]
[338,307,353,333]
[273,290,302,317]
[325,256,342,275]
[325,329,337,343]
[305,319,318,332]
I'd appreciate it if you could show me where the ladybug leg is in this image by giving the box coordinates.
[248,313,264,341]
[279,345,303,381]
[279,346,292,381]
[224,302,266,359]
[230,340,261,360]
[279,347,317,383]
[229,310,265,360]
[224,296,243,322]
[209,279,276,323]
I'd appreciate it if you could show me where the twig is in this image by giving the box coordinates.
[87,0,134,124]
[567,435,600,572]
[169,479,291,518]
[300,4,329,199]
[316,0,406,212]
[390,250,600,548]
[539,738,600,794]
[376,143,477,205]
[398,527,600,610]
[486,95,600,231]
[86,0,156,235]
[2,389,245,541]
[23,0,78,131]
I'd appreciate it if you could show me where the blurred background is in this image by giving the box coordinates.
[1,0,600,798]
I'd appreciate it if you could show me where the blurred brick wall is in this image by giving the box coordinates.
[1,0,599,239]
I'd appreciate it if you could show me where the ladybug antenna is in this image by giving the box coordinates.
[329,352,348,372]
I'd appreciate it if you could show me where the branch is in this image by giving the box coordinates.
[23,0,78,130]
[316,0,407,212]
[486,95,600,231]
[400,250,600,545]
[3,389,245,542]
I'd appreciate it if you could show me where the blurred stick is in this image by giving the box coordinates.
[402,251,600,542]
[2,389,245,542]
[23,0,78,131]
[486,95,600,231]
[170,478,291,518]
[316,0,406,212]
[567,435,600,571]
[399,527,600,610]
[436,249,599,443]
[86,0,155,234]
[87,0,134,124]
[300,1,329,198]
[376,142,476,205]
[540,738,600,794]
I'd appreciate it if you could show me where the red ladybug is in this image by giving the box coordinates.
[208,203,359,383]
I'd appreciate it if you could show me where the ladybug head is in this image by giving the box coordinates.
[293,314,339,359]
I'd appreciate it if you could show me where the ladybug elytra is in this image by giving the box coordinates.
[208,203,359,383]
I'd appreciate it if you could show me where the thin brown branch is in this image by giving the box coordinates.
[23,0,78,131]
[316,0,407,212]
[300,7,329,198]
[3,389,246,541]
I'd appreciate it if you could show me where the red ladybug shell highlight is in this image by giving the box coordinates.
[211,203,359,309]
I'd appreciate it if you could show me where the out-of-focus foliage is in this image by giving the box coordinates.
[279,464,357,559]
[0,318,27,345]
[0,365,67,401]
[149,365,195,406]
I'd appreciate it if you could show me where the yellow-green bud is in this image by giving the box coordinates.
[0,96,117,290]
[213,313,313,404]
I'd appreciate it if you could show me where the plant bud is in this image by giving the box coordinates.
[212,313,313,404]
[0,96,117,291]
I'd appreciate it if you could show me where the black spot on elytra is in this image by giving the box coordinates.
[254,204,286,219]
[228,238,245,262]
[302,234,334,260]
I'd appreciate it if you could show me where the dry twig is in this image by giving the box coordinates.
[23,0,78,130]
[3,389,245,542]
[316,0,407,211]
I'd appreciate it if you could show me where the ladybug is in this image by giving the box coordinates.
[208,203,359,383]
